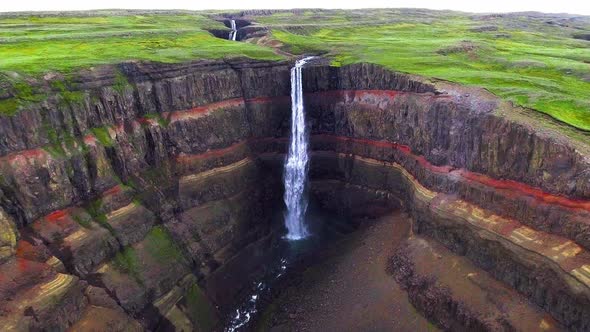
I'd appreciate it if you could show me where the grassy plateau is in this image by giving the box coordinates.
[251,9,590,130]
[0,12,280,74]
[0,9,589,131]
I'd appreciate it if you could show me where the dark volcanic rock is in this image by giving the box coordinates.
[388,249,496,331]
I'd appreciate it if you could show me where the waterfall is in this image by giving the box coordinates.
[228,19,237,41]
[284,57,315,240]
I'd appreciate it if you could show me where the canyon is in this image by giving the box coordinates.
[0,57,589,331]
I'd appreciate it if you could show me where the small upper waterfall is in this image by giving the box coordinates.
[228,19,237,41]
[284,56,315,240]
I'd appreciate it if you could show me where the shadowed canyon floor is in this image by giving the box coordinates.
[258,212,561,332]
[257,212,436,332]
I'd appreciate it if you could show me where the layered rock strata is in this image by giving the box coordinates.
[388,234,561,331]
[0,59,291,331]
[0,60,588,330]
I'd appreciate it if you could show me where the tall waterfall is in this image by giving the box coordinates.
[284,57,314,240]
[228,19,237,41]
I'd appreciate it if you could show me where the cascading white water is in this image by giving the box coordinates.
[228,19,237,41]
[284,56,315,241]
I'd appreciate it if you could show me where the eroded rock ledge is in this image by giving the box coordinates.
[0,59,589,330]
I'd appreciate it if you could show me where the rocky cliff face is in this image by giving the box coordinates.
[0,59,589,331]
[0,59,292,331]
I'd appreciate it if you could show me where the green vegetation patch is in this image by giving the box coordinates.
[143,112,170,127]
[92,213,112,233]
[113,246,143,284]
[183,282,219,331]
[0,98,21,116]
[0,13,282,75]
[90,126,114,147]
[113,70,131,93]
[0,73,86,115]
[71,213,92,229]
[0,76,45,115]
[263,10,590,130]
[50,79,86,106]
[85,198,115,234]
[42,123,87,158]
[144,226,184,264]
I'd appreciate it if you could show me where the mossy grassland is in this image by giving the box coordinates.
[0,13,281,74]
[261,9,590,130]
[0,12,282,115]
[1,9,589,130]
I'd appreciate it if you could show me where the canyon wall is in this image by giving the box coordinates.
[0,59,589,331]
[301,67,590,331]
[0,59,292,331]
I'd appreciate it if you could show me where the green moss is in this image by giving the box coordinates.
[184,282,218,331]
[86,199,102,216]
[43,127,63,157]
[90,126,114,147]
[72,214,92,229]
[113,246,142,284]
[0,76,85,116]
[143,112,170,127]
[42,145,66,158]
[42,125,84,158]
[0,98,21,116]
[124,178,139,190]
[330,59,343,67]
[51,79,86,106]
[85,199,115,234]
[45,126,58,143]
[113,71,131,94]
[144,226,184,264]
[94,213,114,234]
[0,79,45,115]
[12,81,42,102]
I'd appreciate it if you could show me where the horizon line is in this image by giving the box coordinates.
[0,7,588,17]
